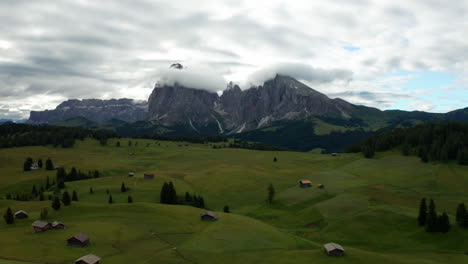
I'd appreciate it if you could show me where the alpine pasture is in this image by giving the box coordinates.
[0,138,467,263]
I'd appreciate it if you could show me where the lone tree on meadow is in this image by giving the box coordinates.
[89,187,94,194]
[108,195,113,204]
[52,196,61,211]
[223,205,230,213]
[116,141,121,147]
[40,208,48,220]
[121,182,127,192]
[23,157,33,171]
[456,203,468,228]
[45,158,54,170]
[426,199,438,232]
[72,190,78,201]
[62,191,71,206]
[418,198,427,226]
[273,157,277,162]
[3,207,14,224]
[128,195,133,203]
[267,183,275,204]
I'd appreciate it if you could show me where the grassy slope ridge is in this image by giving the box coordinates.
[0,139,467,263]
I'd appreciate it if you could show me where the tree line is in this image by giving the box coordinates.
[346,122,468,165]
[0,123,117,148]
[139,134,227,144]
[160,181,206,209]
[417,198,468,233]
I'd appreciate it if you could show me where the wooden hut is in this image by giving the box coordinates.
[74,254,101,264]
[52,221,66,229]
[299,180,312,188]
[144,173,154,179]
[14,210,28,219]
[200,211,218,221]
[67,232,90,247]
[317,184,325,189]
[128,172,135,177]
[32,220,51,233]
[324,242,345,256]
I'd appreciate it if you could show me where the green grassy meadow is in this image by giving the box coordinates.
[0,138,467,263]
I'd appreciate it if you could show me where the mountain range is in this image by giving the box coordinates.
[27,75,468,152]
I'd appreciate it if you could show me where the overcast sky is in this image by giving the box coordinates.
[1,0,467,120]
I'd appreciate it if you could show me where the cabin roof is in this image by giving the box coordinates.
[14,210,28,215]
[75,254,101,264]
[200,211,216,217]
[70,232,89,242]
[32,220,49,228]
[324,242,344,252]
[52,221,64,227]
[300,180,312,184]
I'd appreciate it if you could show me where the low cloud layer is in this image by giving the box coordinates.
[246,63,353,88]
[156,64,227,93]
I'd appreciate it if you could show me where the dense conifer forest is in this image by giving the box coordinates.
[346,122,468,165]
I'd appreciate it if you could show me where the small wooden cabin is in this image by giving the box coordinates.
[67,232,90,247]
[317,184,325,189]
[144,173,154,179]
[32,220,51,232]
[324,242,345,256]
[299,180,312,188]
[74,254,101,264]
[128,172,135,177]
[14,210,28,219]
[200,211,218,221]
[52,221,66,229]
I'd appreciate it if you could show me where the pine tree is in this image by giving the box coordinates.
[37,159,43,168]
[273,157,277,162]
[437,212,450,233]
[128,195,133,203]
[223,205,230,213]
[31,185,38,197]
[52,196,61,210]
[456,203,468,228]
[121,182,127,192]
[128,140,132,147]
[199,196,205,208]
[108,195,113,204]
[23,157,33,171]
[72,190,78,201]
[39,192,44,201]
[417,198,427,226]
[267,183,275,204]
[160,182,168,204]
[426,199,438,232]
[106,189,109,194]
[185,192,192,203]
[62,191,71,206]
[93,170,100,178]
[45,158,54,170]
[45,176,50,189]
[3,207,14,224]
[457,148,468,165]
[89,187,94,194]
[40,208,48,220]
[116,141,121,147]
[168,182,177,204]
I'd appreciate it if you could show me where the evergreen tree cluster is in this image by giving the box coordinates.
[160,182,178,204]
[184,192,205,209]
[346,122,468,165]
[417,198,451,233]
[0,123,117,148]
[3,207,14,224]
[56,167,101,188]
[140,134,227,144]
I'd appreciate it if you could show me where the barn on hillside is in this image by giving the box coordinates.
[14,210,28,219]
[200,211,218,221]
[299,180,312,188]
[324,242,345,256]
[32,221,51,232]
[67,232,90,247]
[74,254,101,264]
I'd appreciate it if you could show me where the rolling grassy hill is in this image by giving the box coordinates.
[0,139,467,263]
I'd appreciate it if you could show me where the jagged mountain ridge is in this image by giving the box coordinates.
[29,98,148,124]
[147,75,362,133]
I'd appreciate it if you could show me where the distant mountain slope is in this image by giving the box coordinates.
[29,98,148,124]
